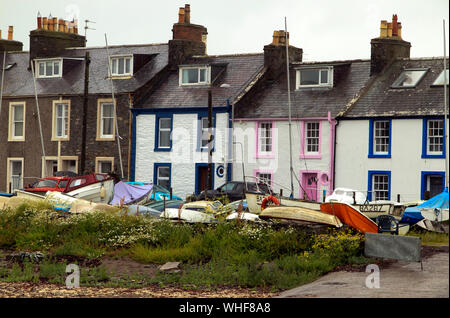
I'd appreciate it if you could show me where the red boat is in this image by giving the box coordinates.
[24,176,71,195]
[24,173,111,196]
[320,202,378,234]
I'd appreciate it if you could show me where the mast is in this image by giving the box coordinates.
[444,19,449,191]
[285,17,294,198]
[104,34,125,180]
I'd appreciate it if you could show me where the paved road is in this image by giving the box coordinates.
[277,248,449,298]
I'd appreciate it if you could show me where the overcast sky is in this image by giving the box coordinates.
[1,0,448,61]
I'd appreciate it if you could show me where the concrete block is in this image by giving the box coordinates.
[364,233,421,262]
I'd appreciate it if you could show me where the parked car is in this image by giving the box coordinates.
[196,181,271,202]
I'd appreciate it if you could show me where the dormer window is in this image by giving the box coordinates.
[392,68,428,88]
[296,67,333,88]
[110,56,133,76]
[35,58,62,78]
[179,66,210,86]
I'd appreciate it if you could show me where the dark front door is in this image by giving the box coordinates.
[198,166,209,194]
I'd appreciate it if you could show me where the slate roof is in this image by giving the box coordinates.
[234,59,372,119]
[135,53,265,108]
[341,57,449,118]
[0,43,168,97]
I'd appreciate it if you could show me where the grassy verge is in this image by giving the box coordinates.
[0,202,370,291]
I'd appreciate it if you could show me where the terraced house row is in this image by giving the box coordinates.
[0,6,448,202]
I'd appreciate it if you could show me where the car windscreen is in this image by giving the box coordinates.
[36,179,58,188]
[58,180,68,188]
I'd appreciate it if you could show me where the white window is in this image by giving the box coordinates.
[156,166,170,190]
[180,66,209,85]
[305,122,320,153]
[374,121,390,154]
[432,70,449,86]
[96,158,114,174]
[256,172,272,185]
[372,174,389,201]
[297,67,333,88]
[427,120,444,154]
[158,118,172,148]
[392,69,427,88]
[258,122,273,153]
[110,56,133,76]
[97,99,115,140]
[7,158,23,193]
[36,59,62,78]
[200,117,209,148]
[52,101,70,140]
[8,102,25,141]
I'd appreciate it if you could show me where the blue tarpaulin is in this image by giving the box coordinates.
[110,181,153,205]
[401,187,449,224]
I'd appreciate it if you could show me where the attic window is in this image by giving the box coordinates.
[392,68,428,88]
[110,56,133,76]
[296,67,333,88]
[35,58,62,78]
[432,69,449,86]
[179,66,210,86]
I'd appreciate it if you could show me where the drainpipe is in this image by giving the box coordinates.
[80,51,90,174]
[329,111,339,192]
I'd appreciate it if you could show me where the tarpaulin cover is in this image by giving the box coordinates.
[401,187,449,223]
[110,181,153,205]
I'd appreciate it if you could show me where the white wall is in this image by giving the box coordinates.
[335,118,448,202]
[134,112,230,199]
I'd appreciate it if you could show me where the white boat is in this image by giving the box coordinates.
[226,212,262,222]
[14,189,46,201]
[416,219,449,233]
[65,179,114,203]
[160,208,216,223]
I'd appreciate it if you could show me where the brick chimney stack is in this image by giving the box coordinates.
[370,14,411,76]
[169,4,207,67]
[264,29,302,80]
[0,25,23,52]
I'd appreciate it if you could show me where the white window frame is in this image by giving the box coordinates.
[96,99,116,141]
[372,174,389,201]
[158,118,172,149]
[156,166,170,189]
[109,55,133,77]
[256,172,272,186]
[305,122,320,154]
[373,120,390,155]
[179,66,210,86]
[35,58,63,78]
[258,122,273,153]
[200,117,210,149]
[8,102,25,141]
[427,119,444,155]
[52,100,70,141]
[296,67,333,88]
[95,157,114,174]
[6,158,24,193]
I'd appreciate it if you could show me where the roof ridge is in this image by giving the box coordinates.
[68,43,169,50]
[192,52,264,58]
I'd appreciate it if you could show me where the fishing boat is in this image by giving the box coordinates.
[226,212,262,222]
[260,206,343,227]
[320,202,378,234]
[245,191,321,214]
[64,174,114,203]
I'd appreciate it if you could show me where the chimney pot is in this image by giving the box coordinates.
[185,4,191,24]
[8,26,13,40]
[37,11,42,29]
[43,17,48,30]
[178,7,185,23]
[0,30,2,39]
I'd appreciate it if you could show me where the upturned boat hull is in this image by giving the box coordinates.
[320,202,378,233]
[260,206,343,227]
[245,192,321,214]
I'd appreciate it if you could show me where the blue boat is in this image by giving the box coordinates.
[401,187,449,224]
